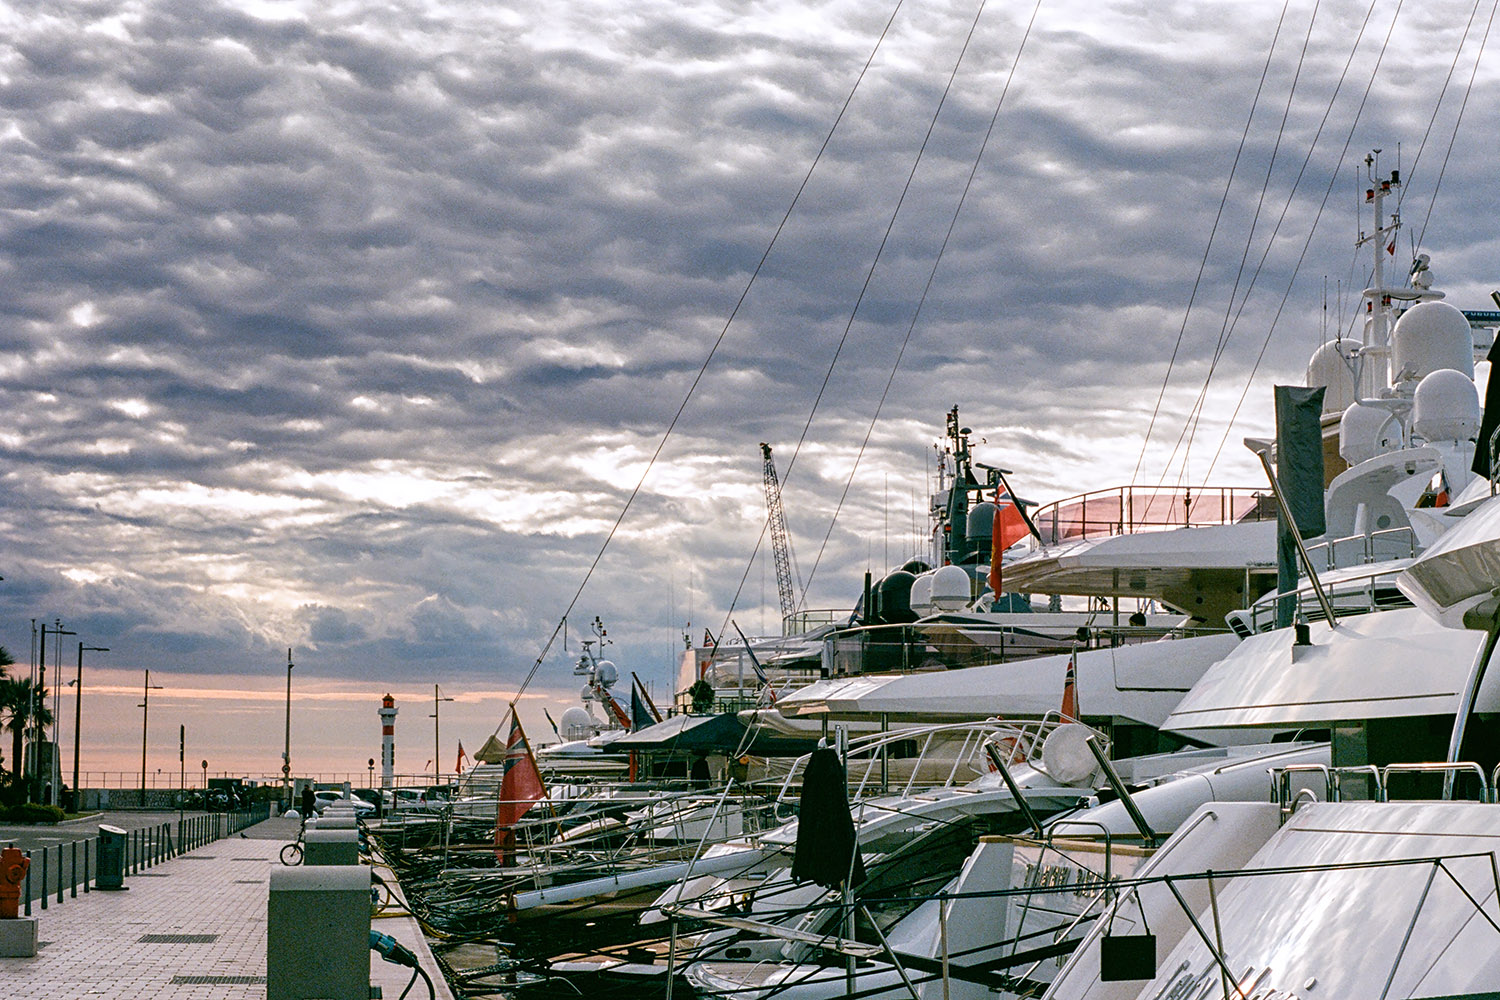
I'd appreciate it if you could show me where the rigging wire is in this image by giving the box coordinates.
[713,0,1009,641]
[1162,0,1325,489]
[1127,0,1288,488]
[1190,0,1385,486]
[1415,0,1500,251]
[510,0,910,701]
[1196,0,1408,485]
[1396,0,1487,219]
[1168,0,1312,490]
[800,0,1043,598]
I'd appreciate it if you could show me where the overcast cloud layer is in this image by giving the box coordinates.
[2,0,1498,769]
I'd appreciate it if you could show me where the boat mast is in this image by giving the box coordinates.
[1357,149,1401,397]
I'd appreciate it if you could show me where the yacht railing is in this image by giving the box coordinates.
[1272,762,1492,819]
[1030,486,1276,544]
[772,717,1090,815]
[1303,525,1419,571]
[1240,564,1414,633]
[823,619,1226,675]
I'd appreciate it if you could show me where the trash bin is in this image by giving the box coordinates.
[97,825,128,891]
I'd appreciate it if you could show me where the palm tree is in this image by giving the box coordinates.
[2,675,50,784]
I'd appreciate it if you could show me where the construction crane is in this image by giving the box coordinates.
[760,442,799,624]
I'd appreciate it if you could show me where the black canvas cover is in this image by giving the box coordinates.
[790,747,865,889]
[1275,385,1326,627]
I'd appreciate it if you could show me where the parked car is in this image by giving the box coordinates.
[342,795,376,818]
[313,790,375,818]
[311,790,343,814]
[351,787,384,817]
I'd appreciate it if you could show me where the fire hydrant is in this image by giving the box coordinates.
[0,847,28,919]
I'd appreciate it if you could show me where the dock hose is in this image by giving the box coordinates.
[370,930,436,1000]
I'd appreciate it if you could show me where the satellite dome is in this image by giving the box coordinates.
[594,659,619,688]
[967,501,996,541]
[1307,338,1360,415]
[1339,402,1398,466]
[876,570,918,624]
[1392,300,1473,382]
[929,564,973,611]
[909,572,935,616]
[1412,368,1481,443]
[559,706,592,737]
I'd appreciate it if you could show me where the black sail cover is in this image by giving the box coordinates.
[1473,338,1500,478]
[790,747,866,889]
[1275,385,1327,628]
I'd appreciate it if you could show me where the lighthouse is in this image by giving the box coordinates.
[379,694,398,788]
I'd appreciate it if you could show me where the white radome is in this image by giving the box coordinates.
[929,564,972,611]
[1307,337,1360,415]
[1339,401,1399,466]
[1392,300,1474,381]
[1412,368,1481,443]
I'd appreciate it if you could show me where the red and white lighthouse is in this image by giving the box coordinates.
[379,694,398,788]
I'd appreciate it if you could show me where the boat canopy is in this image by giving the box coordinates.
[601,712,819,756]
[1164,605,1493,731]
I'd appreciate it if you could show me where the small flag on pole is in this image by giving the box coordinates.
[1061,648,1079,722]
[496,708,547,865]
[455,740,468,773]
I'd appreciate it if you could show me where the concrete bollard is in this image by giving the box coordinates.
[268,866,371,1000]
[302,829,359,866]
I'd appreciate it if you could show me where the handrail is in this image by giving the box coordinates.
[1029,485,1276,544]
[1272,764,1333,820]
[1331,764,1382,802]
[1243,565,1414,634]
[774,718,1062,811]
[1382,762,1490,803]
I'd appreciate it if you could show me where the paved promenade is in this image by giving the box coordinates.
[2,816,456,1000]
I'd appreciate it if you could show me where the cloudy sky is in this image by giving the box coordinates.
[2,0,1497,780]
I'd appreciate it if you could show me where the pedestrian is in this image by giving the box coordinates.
[300,785,315,821]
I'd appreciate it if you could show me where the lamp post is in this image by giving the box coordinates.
[34,621,75,804]
[72,644,108,812]
[139,670,163,807]
[430,684,454,782]
[282,648,293,810]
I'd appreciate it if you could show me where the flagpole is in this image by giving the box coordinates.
[632,672,664,723]
[510,705,557,820]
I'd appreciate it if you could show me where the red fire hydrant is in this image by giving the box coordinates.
[0,847,27,919]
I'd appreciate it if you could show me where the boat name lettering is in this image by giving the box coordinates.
[1150,963,1300,1000]
[1022,862,1112,896]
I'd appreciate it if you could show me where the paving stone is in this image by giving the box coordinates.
[0,818,453,1000]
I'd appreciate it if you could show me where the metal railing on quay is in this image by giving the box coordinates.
[6,801,272,915]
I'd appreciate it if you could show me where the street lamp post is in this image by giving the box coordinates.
[34,622,75,804]
[140,669,163,807]
[430,684,454,782]
[282,649,293,810]
[73,644,108,812]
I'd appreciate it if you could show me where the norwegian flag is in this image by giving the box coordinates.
[1061,648,1080,722]
[495,708,547,865]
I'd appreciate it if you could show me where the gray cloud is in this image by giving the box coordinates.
[1,0,1496,739]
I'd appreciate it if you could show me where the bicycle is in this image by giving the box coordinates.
[280,818,307,865]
